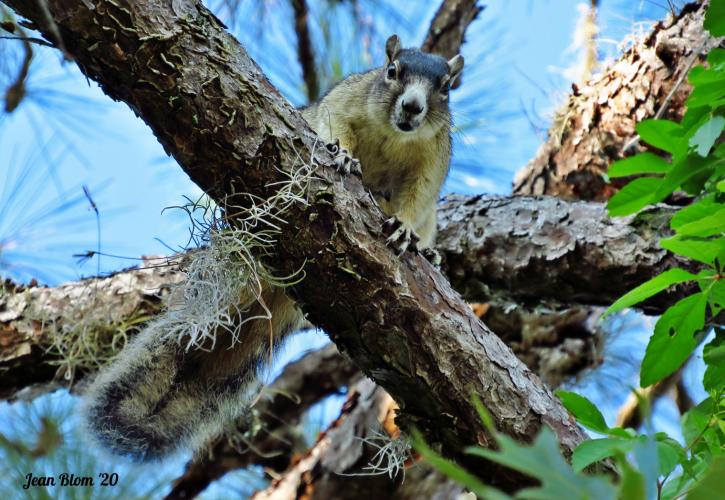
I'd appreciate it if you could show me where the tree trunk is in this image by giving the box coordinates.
[513,2,715,200]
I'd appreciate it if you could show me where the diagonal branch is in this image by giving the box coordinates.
[3,0,588,488]
[421,0,484,88]
[0,196,693,400]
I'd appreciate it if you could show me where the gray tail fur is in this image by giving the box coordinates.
[82,286,302,461]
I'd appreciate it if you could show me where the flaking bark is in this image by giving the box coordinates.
[513,2,716,200]
[0,197,691,399]
[4,0,589,489]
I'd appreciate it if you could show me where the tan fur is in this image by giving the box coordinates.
[84,36,460,460]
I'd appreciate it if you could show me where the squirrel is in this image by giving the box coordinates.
[83,35,463,461]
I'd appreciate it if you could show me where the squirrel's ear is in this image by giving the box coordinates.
[386,35,402,64]
[447,54,464,84]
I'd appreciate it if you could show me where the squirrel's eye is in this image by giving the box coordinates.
[386,65,397,80]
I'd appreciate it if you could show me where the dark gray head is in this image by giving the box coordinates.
[369,34,464,136]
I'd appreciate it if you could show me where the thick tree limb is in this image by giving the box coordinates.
[4,0,588,488]
[513,2,716,200]
[0,257,184,400]
[437,194,695,313]
[0,196,692,400]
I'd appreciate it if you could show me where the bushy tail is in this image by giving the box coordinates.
[82,284,302,461]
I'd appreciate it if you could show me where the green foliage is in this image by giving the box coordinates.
[603,7,725,389]
[417,3,725,498]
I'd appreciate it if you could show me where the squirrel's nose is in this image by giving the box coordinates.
[402,99,423,115]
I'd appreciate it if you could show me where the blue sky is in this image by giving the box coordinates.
[0,0,694,496]
[1,0,670,284]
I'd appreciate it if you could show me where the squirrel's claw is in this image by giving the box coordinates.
[383,217,420,254]
[421,248,442,268]
[327,140,362,176]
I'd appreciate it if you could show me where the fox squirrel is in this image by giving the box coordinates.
[83,35,463,460]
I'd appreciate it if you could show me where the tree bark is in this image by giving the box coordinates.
[0,196,691,400]
[421,0,483,88]
[4,0,588,489]
[0,257,185,400]
[252,380,467,500]
[512,1,715,200]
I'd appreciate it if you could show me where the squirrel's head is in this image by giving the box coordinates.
[369,34,464,137]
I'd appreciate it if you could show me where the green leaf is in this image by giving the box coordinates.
[687,81,725,109]
[710,280,725,315]
[717,179,725,192]
[704,0,725,36]
[708,48,725,69]
[655,438,685,477]
[690,116,725,157]
[703,331,725,392]
[604,268,699,317]
[636,119,681,153]
[556,391,608,433]
[616,453,646,500]
[634,436,660,500]
[682,398,714,449]
[676,207,725,236]
[652,155,717,202]
[412,430,510,500]
[466,428,617,500]
[659,235,725,265]
[608,153,671,178]
[670,195,718,229]
[572,438,634,472]
[640,292,707,387]
[688,66,725,86]
[688,456,725,500]
[606,177,660,216]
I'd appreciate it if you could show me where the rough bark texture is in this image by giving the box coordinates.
[0,196,693,400]
[421,0,483,88]
[4,0,588,489]
[437,194,696,313]
[166,343,360,499]
[253,380,466,500]
[0,257,184,400]
[513,2,715,200]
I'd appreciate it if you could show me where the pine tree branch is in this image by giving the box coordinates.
[2,0,590,488]
[421,0,483,88]
[0,196,692,400]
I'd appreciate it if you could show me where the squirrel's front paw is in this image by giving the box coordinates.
[326,140,361,176]
[421,248,442,268]
[383,217,420,254]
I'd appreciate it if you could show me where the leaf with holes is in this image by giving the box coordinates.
[640,292,707,387]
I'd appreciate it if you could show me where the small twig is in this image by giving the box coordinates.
[0,35,53,46]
